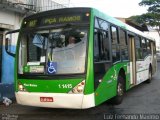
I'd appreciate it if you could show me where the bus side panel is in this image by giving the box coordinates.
[94,62,129,106]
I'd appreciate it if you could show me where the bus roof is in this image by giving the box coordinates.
[24,7,155,41]
[91,8,155,41]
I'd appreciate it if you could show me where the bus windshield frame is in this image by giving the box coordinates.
[18,23,89,77]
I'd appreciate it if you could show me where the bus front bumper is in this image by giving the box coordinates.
[15,92,95,109]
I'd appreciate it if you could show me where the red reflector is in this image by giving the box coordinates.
[40,97,54,102]
[81,82,85,85]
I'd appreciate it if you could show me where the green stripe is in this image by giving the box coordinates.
[84,9,94,95]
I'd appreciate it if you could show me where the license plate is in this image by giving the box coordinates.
[40,97,54,102]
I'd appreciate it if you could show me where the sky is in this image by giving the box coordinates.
[68,0,148,18]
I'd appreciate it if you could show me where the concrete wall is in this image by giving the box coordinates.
[53,0,70,6]
[35,0,68,12]
[0,10,23,30]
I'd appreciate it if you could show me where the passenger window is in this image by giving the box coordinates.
[135,36,143,60]
[147,39,151,54]
[111,26,118,44]
[119,29,127,45]
[95,18,99,28]
[119,29,128,61]
[94,29,110,62]
[94,17,111,90]
[153,41,156,55]
[111,26,120,63]
[94,29,99,61]
[94,18,110,62]
[141,38,147,58]
[99,19,109,30]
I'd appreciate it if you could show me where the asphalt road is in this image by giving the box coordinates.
[1,62,160,120]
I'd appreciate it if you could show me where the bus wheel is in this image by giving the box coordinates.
[111,76,124,105]
[146,67,152,83]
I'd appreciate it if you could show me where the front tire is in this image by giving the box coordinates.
[146,67,152,83]
[111,76,124,105]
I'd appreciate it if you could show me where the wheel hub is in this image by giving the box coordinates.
[118,83,123,96]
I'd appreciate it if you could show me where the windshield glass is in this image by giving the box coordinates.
[18,26,88,75]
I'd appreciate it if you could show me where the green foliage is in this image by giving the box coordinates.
[139,0,160,13]
[128,15,144,25]
[129,0,160,36]
[141,13,160,27]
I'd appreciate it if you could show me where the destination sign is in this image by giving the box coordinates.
[23,13,89,28]
[43,15,81,25]
[24,19,37,28]
[28,20,37,27]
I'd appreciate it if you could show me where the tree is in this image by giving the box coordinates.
[139,0,160,13]
[128,15,144,25]
[129,0,160,36]
[139,0,160,36]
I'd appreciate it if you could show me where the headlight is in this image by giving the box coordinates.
[68,80,85,94]
[77,85,83,93]
[18,83,27,92]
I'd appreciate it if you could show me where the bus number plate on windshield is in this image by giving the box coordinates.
[40,97,54,102]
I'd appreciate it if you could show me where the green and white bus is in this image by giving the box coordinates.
[15,8,157,109]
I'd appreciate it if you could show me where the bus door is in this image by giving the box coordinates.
[151,41,157,74]
[128,34,136,86]
[0,33,2,82]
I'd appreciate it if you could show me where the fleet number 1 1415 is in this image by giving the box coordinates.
[58,84,72,89]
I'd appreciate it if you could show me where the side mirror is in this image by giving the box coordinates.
[5,29,19,57]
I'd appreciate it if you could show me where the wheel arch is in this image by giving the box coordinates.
[149,63,152,72]
[118,68,126,92]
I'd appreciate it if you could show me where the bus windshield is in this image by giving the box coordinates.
[18,26,88,75]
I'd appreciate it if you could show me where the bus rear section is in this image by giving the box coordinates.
[15,8,95,109]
